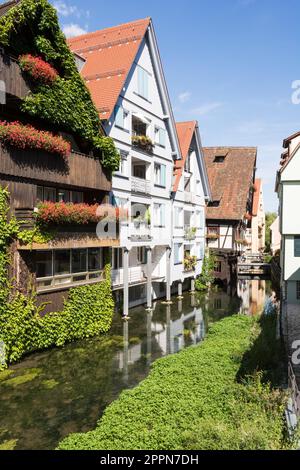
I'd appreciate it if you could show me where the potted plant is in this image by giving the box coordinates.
[132,135,154,153]
[184,255,198,272]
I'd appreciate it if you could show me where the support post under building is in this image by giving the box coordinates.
[146,247,152,310]
[123,248,129,318]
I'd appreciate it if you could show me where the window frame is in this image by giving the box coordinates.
[154,126,166,148]
[154,162,166,188]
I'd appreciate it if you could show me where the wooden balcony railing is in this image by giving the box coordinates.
[0,50,30,102]
[0,145,111,191]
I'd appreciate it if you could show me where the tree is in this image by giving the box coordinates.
[195,253,216,291]
[265,212,277,252]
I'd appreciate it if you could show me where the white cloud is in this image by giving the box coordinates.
[178,91,191,104]
[191,102,224,116]
[53,1,79,17]
[63,23,87,38]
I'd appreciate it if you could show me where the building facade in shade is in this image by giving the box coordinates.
[172,121,211,295]
[270,216,281,255]
[0,0,118,314]
[276,131,300,306]
[68,18,186,312]
[202,147,257,286]
[246,178,265,253]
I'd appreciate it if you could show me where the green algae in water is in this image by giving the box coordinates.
[0,439,18,450]
[2,368,41,387]
[42,379,59,390]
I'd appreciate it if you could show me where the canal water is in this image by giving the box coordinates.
[0,279,273,450]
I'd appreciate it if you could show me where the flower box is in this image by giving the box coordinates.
[0,121,71,158]
[132,135,154,153]
[19,54,58,85]
[184,255,198,272]
[36,202,126,226]
[206,233,219,240]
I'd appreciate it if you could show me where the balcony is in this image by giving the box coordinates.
[0,145,111,192]
[131,176,151,195]
[0,51,30,102]
[129,221,152,242]
[112,266,147,287]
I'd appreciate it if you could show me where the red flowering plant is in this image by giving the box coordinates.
[36,202,127,226]
[0,121,71,158]
[19,54,58,85]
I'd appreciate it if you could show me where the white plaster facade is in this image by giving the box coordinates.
[103,22,183,310]
[276,133,300,305]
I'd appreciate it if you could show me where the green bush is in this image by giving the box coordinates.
[0,0,120,173]
[0,187,114,369]
[195,253,216,291]
[58,314,288,451]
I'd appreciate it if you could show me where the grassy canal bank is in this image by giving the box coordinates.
[59,313,291,450]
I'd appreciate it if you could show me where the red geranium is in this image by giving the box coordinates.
[19,54,58,85]
[0,121,71,158]
[36,202,125,225]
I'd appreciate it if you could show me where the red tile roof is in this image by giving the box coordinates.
[67,18,151,120]
[173,121,197,192]
[203,147,257,221]
[252,178,262,217]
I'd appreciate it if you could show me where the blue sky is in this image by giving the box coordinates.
[51,0,300,212]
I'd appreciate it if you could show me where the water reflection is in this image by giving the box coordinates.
[0,280,273,450]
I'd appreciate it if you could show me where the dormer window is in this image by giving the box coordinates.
[208,200,220,207]
[214,156,225,163]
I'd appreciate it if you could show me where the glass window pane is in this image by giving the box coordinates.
[72,191,83,204]
[44,187,56,202]
[115,106,124,128]
[58,190,70,203]
[54,250,71,275]
[36,251,52,278]
[37,186,43,203]
[295,237,300,257]
[72,249,87,273]
[88,248,100,271]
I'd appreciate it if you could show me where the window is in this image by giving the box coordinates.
[113,248,123,270]
[215,261,222,273]
[184,177,191,192]
[137,246,147,265]
[36,249,105,290]
[184,154,191,173]
[133,164,146,179]
[54,250,71,275]
[154,163,166,187]
[115,150,128,176]
[137,65,149,100]
[88,248,102,272]
[115,106,129,130]
[214,156,225,163]
[72,249,87,273]
[154,203,166,227]
[44,187,56,202]
[132,115,148,136]
[208,200,220,208]
[58,189,70,203]
[72,191,83,204]
[174,206,183,228]
[36,251,52,278]
[36,187,83,204]
[174,243,182,264]
[155,127,166,147]
[294,237,300,257]
[297,281,300,300]
[208,226,219,236]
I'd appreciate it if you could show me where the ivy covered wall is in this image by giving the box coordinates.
[0,0,120,173]
[0,187,114,370]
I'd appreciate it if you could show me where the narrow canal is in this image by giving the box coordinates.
[0,279,274,450]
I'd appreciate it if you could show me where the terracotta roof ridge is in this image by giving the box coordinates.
[85,69,126,81]
[68,17,151,45]
[203,146,257,150]
[70,34,145,55]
